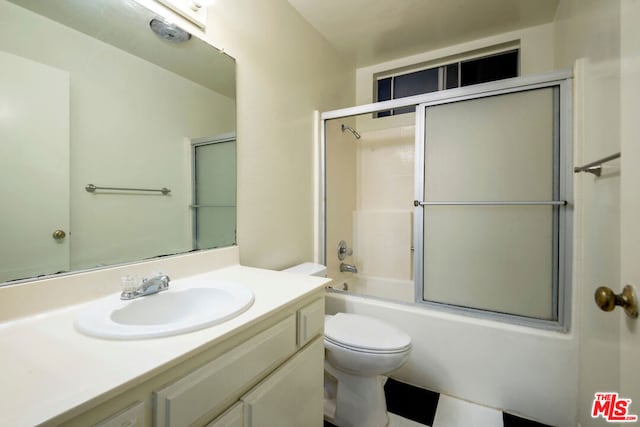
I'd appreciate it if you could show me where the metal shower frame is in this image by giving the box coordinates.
[319,69,573,331]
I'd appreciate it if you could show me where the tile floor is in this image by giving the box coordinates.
[324,378,552,427]
[325,396,504,427]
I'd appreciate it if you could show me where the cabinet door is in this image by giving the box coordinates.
[207,402,243,427]
[242,337,323,427]
[154,316,296,427]
[297,298,324,347]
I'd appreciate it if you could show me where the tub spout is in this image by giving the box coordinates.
[339,263,358,273]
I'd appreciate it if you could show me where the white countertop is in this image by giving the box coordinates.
[0,264,329,427]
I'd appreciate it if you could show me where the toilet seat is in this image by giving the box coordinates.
[324,336,410,354]
[324,313,411,354]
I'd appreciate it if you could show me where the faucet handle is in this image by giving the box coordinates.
[120,275,138,299]
[121,275,136,290]
[338,240,353,261]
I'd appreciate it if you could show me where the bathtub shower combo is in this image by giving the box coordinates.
[322,70,573,329]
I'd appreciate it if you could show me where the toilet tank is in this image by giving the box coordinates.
[283,262,327,277]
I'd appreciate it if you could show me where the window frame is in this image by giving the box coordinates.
[374,49,520,117]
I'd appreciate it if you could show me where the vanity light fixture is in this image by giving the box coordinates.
[155,0,210,28]
[190,0,217,11]
[150,18,192,43]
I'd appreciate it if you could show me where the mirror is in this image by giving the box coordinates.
[0,0,236,285]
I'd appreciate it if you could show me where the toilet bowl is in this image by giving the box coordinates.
[282,263,412,427]
[324,313,411,427]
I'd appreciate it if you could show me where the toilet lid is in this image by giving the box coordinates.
[324,313,411,352]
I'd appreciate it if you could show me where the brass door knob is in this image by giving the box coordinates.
[594,285,638,319]
[52,229,66,240]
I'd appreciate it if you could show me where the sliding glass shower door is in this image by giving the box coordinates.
[413,79,572,326]
[322,70,572,328]
[192,135,236,250]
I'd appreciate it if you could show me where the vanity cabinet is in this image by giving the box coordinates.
[205,336,323,427]
[242,337,323,427]
[154,315,298,427]
[205,403,243,427]
[57,294,325,427]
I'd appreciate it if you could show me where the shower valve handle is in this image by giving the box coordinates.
[338,240,353,261]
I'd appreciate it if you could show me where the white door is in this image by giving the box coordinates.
[0,51,70,282]
[619,0,640,409]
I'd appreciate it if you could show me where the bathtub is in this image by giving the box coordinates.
[331,274,414,303]
[324,289,578,427]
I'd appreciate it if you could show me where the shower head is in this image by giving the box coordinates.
[341,124,361,140]
[149,18,192,43]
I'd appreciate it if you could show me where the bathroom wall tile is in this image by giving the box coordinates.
[356,128,414,211]
[353,210,412,279]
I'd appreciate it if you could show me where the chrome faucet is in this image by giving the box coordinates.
[339,263,358,273]
[120,274,170,300]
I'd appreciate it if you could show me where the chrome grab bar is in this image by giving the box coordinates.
[574,152,621,176]
[414,200,567,206]
[86,184,170,195]
[189,204,236,208]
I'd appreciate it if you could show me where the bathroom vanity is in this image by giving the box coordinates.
[0,248,329,427]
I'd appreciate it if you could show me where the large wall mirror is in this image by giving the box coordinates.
[0,0,237,285]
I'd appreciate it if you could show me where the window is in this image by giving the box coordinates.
[375,49,519,117]
[460,50,519,86]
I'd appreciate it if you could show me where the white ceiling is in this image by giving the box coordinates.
[288,0,560,68]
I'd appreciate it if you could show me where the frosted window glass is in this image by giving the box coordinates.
[422,88,556,319]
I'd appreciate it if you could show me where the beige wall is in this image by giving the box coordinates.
[202,0,355,269]
[554,1,622,425]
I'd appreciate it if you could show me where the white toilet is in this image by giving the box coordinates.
[324,313,411,427]
[283,263,412,427]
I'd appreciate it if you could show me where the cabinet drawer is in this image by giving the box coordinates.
[206,402,243,427]
[154,315,296,427]
[94,401,144,427]
[296,298,324,347]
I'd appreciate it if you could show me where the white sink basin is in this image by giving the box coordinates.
[75,280,254,339]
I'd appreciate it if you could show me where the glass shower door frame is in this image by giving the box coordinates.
[191,132,237,250]
[413,74,573,330]
[320,70,572,330]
